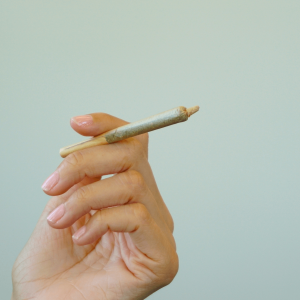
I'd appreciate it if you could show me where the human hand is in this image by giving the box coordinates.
[11,113,178,300]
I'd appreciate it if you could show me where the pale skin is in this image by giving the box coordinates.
[11,113,179,300]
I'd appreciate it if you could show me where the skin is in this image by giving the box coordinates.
[11,113,179,300]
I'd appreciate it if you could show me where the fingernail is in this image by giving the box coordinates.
[47,204,65,223]
[42,171,59,192]
[72,226,86,240]
[71,115,93,127]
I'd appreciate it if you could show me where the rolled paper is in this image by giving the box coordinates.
[60,105,199,158]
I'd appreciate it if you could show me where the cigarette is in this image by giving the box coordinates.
[60,105,199,158]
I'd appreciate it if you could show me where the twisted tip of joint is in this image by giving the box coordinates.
[187,105,200,117]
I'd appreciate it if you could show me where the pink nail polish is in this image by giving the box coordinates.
[41,171,59,191]
[47,204,65,223]
[71,115,93,127]
[72,226,86,240]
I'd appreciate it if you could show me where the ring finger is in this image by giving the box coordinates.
[47,170,173,242]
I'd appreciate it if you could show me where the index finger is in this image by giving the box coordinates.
[69,112,148,155]
[70,113,128,137]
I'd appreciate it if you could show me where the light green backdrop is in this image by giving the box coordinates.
[1,1,299,299]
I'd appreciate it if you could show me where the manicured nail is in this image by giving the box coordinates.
[41,171,59,192]
[72,226,86,240]
[71,115,93,127]
[47,204,65,223]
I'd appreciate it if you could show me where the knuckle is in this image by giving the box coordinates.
[128,138,146,159]
[117,138,147,168]
[122,170,146,193]
[132,203,151,224]
[113,141,131,171]
[95,210,104,224]
[64,151,85,169]
[74,186,90,204]
[132,139,145,155]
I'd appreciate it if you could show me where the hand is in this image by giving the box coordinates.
[12,113,178,300]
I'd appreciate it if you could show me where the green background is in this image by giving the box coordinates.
[1,1,299,299]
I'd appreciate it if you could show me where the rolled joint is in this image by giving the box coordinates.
[105,106,192,143]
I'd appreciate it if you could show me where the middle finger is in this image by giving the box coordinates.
[42,138,145,196]
[47,170,168,234]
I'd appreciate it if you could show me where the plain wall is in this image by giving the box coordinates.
[1,1,299,299]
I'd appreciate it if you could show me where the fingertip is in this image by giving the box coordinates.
[41,171,60,193]
[46,203,65,227]
[70,112,128,137]
[72,225,92,245]
[71,115,94,128]
[47,219,62,229]
[70,114,102,137]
